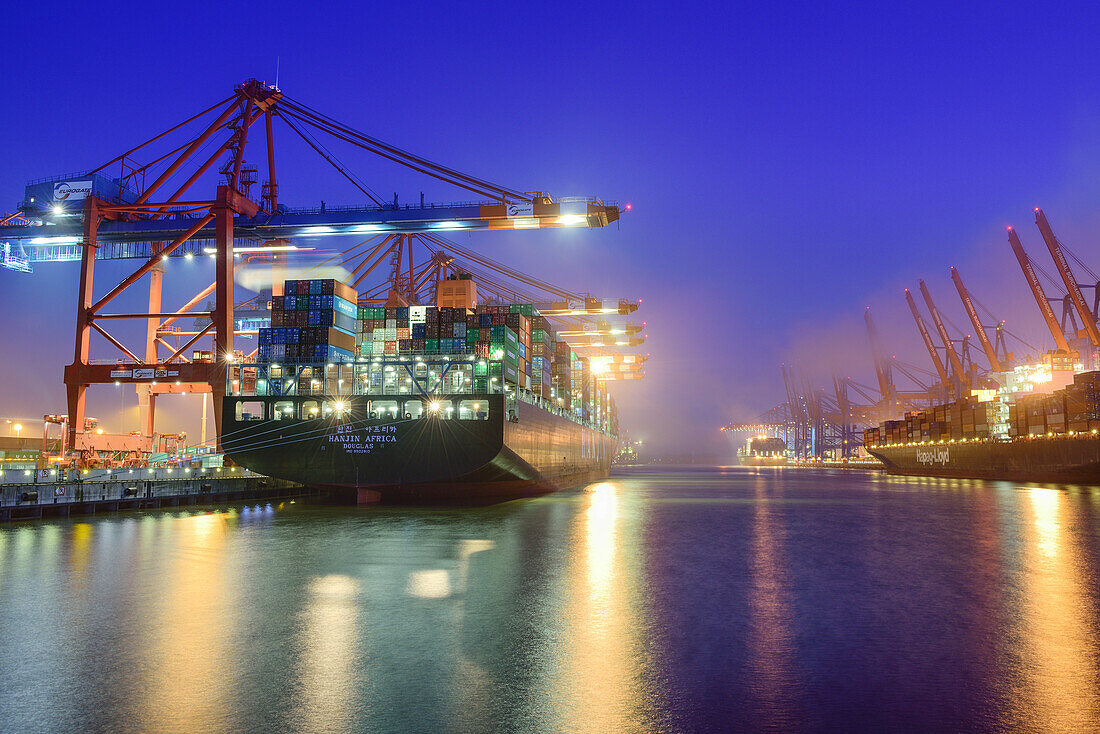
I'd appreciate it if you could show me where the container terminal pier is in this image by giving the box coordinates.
[0,79,645,512]
[724,209,1100,483]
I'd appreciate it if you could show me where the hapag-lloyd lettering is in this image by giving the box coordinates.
[915,447,950,466]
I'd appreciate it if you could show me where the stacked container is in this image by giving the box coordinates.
[259,279,357,363]
[866,371,1100,447]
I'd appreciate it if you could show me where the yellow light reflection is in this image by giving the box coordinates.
[551,480,652,731]
[294,574,361,732]
[1015,488,1100,731]
[407,569,452,598]
[137,511,234,733]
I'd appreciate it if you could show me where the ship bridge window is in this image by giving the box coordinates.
[301,400,321,420]
[274,401,296,421]
[404,401,424,419]
[236,401,265,422]
[459,400,488,420]
[372,400,401,420]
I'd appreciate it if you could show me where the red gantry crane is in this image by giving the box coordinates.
[904,287,951,391]
[0,79,624,454]
[950,266,1004,372]
[1007,225,1071,352]
[919,279,970,392]
[1033,207,1100,348]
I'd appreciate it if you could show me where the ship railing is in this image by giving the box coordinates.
[0,465,253,486]
[513,388,612,435]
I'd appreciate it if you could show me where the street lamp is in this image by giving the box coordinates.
[12,423,22,438]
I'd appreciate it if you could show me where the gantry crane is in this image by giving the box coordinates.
[904,287,952,392]
[0,79,625,453]
[1033,207,1100,348]
[1007,225,1071,352]
[919,280,971,392]
[950,266,1008,371]
[864,307,898,410]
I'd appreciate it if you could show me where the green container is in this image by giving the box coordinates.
[425,339,439,352]
[473,377,489,392]
[489,361,503,376]
[490,325,506,340]
[474,361,488,377]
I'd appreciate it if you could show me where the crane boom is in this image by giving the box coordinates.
[950,266,1001,371]
[919,279,968,389]
[905,288,951,387]
[1007,226,1070,351]
[864,307,893,400]
[1033,208,1100,347]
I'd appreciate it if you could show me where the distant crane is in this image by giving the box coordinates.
[904,287,952,392]
[919,279,971,393]
[950,266,1008,371]
[1007,225,1071,352]
[1033,207,1100,348]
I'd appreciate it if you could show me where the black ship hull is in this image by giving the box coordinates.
[866,435,1100,484]
[221,394,616,503]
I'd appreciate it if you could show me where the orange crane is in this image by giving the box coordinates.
[864,307,897,407]
[950,266,1002,372]
[905,287,951,390]
[1007,225,1070,352]
[919,280,969,391]
[1033,207,1100,347]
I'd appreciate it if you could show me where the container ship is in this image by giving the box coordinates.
[221,278,619,503]
[737,436,788,467]
[863,370,1100,483]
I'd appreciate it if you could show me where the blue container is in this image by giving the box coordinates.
[327,345,355,363]
[333,296,357,320]
[259,328,272,345]
[309,280,322,295]
[308,295,322,309]
[397,307,409,320]
[412,323,426,338]
[479,314,492,327]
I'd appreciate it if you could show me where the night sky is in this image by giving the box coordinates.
[3,1,1100,457]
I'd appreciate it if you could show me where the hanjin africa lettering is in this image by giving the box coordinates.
[327,424,397,454]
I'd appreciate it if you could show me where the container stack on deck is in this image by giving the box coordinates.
[258,279,357,364]
[864,371,1100,446]
[341,297,610,430]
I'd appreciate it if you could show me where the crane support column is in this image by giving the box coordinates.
[950,266,1001,371]
[137,242,164,438]
[65,197,102,449]
[212,185,236,449]
[1034,208,1100,347]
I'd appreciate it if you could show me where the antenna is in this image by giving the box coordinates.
[275,56,280,89]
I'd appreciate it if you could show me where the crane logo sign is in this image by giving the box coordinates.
[53,180,93,202]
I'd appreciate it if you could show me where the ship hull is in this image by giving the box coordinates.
[866,436,1100,484]
[221,394,616,503]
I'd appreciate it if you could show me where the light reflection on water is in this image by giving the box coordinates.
[1014,488,1100,733]
[0,468,1097,732]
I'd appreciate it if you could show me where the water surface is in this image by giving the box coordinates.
[1,466,1098,732]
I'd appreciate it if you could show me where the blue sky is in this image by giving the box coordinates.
[3,1,1100,456]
